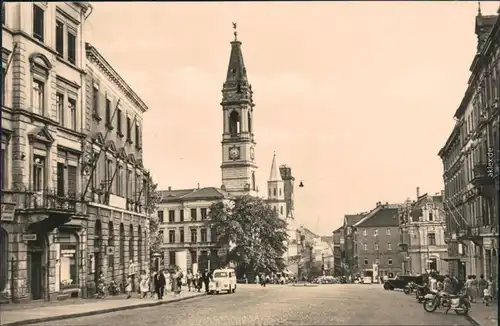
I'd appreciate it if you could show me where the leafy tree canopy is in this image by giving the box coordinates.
[208,195,289,275]
[145,172,162,259]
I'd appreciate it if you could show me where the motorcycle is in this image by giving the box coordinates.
[404,281,417,295]
[415,284,429,303]
[423,290,470,315]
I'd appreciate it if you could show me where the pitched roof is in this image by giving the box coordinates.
[268,152,282,182]
[332,226,344,234]
[225,39,248,85]
[354,205,400,228]
[344,214,365,226]
[159,187,233,203]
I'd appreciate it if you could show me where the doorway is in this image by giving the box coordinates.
[429,258,437,271]
[29,251,43,300]
[458,262,466,281]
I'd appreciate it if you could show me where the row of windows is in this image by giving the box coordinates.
[361,242,394,251]
[31,4,78,65]
[95,88,142,148]
[167,249,218,268]
[360,228,392,236]
[159,227,216,244]
[362,258,393,265]
[158,208,208,223]
[93,158,145,200]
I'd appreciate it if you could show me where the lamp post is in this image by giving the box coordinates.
[321,253,325,276]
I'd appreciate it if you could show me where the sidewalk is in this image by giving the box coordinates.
[0,291,206,326]
[467,301,498,326]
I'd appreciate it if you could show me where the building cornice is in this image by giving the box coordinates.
[85,43,149,113]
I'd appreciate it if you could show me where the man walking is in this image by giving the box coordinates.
[202,270,211,293]
[155,269,166,300]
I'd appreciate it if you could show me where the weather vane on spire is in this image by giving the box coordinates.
[232,22,238,41]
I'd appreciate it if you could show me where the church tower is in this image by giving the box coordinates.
[220,25,258,196]
[267,152,286,219]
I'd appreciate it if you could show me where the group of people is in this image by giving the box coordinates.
[121,268,215,300]
[429,272,495,306]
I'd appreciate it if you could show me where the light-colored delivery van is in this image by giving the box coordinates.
[209,268,237,294]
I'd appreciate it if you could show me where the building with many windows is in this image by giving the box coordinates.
[1,2,92,301]
[157,187,233,273]
[438,7,499,281]
[398,188,448,275]
[81,43,150,295]
[0,2,153,302]
[344,203,403,281]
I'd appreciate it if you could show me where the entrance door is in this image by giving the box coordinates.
[29,252,43,300]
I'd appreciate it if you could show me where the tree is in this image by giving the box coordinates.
[208,195,288,277]
[144,172,162,262]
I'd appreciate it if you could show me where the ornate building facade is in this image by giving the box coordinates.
[81,43,150,295]
[438,7,499,281]
[1,2,91,301]
[0,2,154,302]
[398,189,448,274]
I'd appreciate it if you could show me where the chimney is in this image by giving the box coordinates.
[168,186,172,191]
[197,183,200,189]
[416,187,420,199]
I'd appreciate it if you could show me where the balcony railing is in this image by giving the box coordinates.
[472,163,494,187]
[2,189,83,213]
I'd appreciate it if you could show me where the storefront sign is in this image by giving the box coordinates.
[1,203,16,221]
[61,249,76,258]
[22,234,37,241]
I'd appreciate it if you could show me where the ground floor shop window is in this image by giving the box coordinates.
[60,245,78,288]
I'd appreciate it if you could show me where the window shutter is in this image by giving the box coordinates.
[67,166,77,194]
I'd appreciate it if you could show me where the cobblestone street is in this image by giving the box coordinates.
[32,285,473,326]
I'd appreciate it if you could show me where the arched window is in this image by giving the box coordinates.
[0,227,8,292]
[129,225,134,262]
[248,111,252,133]
[137,225,142,270]
[280,206,283,215]
[108,222,114,275]
[119,223,125,267]
[279,188,282,196]
[229,111,240,134]
[273,188,277,196]
[252,171,256,191]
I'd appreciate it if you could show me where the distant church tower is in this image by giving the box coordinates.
[220,25,258,196]
[267,152,286,219]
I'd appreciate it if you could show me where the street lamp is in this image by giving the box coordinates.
[321,253,325,276]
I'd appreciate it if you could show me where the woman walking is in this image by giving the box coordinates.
[125,275,133,299]
[470,275,479,303]
[139,270,149,298]
[478,274,488,299]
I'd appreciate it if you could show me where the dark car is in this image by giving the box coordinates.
[383,275,424,290]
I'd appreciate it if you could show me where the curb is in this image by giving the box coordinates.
[2,293,207,326]
[465,314,482,326]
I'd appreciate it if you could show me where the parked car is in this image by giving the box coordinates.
[383,275,423,290]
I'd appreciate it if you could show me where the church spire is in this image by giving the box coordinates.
[225,22,248,86]
[268,152,281,182]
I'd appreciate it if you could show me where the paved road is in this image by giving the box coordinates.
[33,284,472,326]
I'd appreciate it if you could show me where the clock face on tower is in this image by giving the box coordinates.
[250,146,255,161]
[229,146,240,160]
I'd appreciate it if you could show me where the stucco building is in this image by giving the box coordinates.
[157,187,233,274]
[348,203,403,280]
[332,226,344,276]
[81,43,151,295]
[1,2,92,301]
[398,189,448,274]
[438,7,499,281]
[342,213,365,276]
[0,2,153,302]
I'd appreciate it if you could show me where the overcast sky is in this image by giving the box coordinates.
[85,1,499,235]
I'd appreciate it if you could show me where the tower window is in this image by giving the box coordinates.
[248,112,252,133]
[273,188,277,196]
[229,111,240,134]
[252,171,256,191]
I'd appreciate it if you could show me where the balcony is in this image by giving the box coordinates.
[457,225,482,246]
[472,163,494,187]
[161,241,217,249]
[2,189,86,232]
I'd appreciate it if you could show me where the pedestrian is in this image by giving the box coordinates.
[139,270,149,299]
[125,274,133,299]
[465,275,473,301]
[470,275,478,303]
[478,274,487,299]
[443,275,453,294]
[174,268,183,295]
[150,270,157,298]
[197,273,203,292]
[202,270,210,293]
[255,274,260,285]
[186,270,193,292]
[155,269,166,300]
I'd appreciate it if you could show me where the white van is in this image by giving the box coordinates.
[209,268,237,294]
